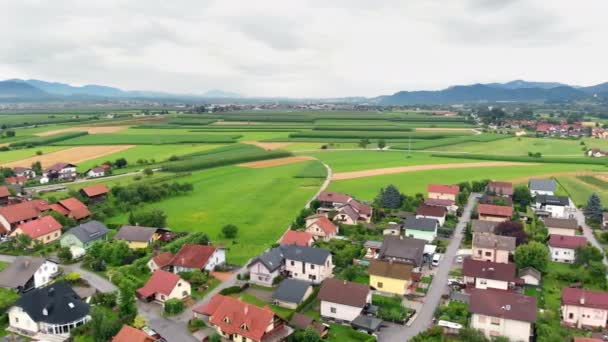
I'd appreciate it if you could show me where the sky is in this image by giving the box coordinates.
[0,0,607,98]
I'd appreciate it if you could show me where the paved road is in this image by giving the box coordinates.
[137,301,198,342]
[25,168,161,193]
[379,193,480,341]
[574,208,608,266]
[305,163,332,209]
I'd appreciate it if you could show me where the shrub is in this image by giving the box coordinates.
[162,146,292,172]
[219,286,243,295]
[65,272,81,283]
[222,224,238,239]
[9,132,88,148]
[164,299,184,315]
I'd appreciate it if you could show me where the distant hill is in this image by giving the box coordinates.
[0,80,50,98]
[202,89,241,98]
[581,82,608,95]
[485,80,570,90]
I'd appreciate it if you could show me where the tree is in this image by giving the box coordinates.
[358,138,370,149]
[222,224,238,239]
[514,241,549,273]
[512,185,532,207]
[90,307,122,342]
[58,246,73,263]
[164,298,184,315]
[4,130,15,137]
[114,158,128,168]
[585,193,603,223]
[574,245,604,267]
[118,284,137,322]
[289,328,322,342]
[31,161,42,175]
[377,139,386,150]
[143,168,154,177]
[14,233,32,250]
[128,209,167,228]
[495,221,528,245]
[341,265,359,281]
[378,185,402,209]
[457,328,490,342]
[65,272,81,283]
[132,315,147,329]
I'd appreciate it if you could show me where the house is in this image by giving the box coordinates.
[472,233,516,264]
[338,199,373,223]
[8,281,90,337]
[368,259,414,296]
[543,217,578,236]
[364,240,382,259]
[136,270,191,304]
[424,198,458,214]
[477,204,513,222]
[487,181,513,197]
[85,166,106,178]
[53,197,91,220]
[12,167,36,179]
[548,234,587,263]
[403,216,438,242]
[469,288,536,342]
[0,186,9,206]
[11,215,63,245]
[193,294,292,342]
[561,287,608,329]
[289,313,329,338]
[415,205,446,226]
[80,184,110,204]
[518,267,541,287]
[316,192,372,223]
[283,245,333,284]
[0,257,58,292]
[164,244,225,273]
[529,178,557,196]
[317,191,352,208]
[463,259,519,290]
[533,195,574,219]
[42,162,77,182]
[114,225,167,249]
[479,194,513,206]
[112,325,155,342]
[382,222,402,236]
[379,235,427,269]
[247,247,286,286]
[280,230,315,247]
[60,221,110,255]
[0,200,50,234]
[272,279,314,309]
[471,220,499,234]
[318,278,371,323]
[147,251,175,272]
[4,175,27,185]
[587,148,608,158]
[427,184,459,201]
[305,215,338,240]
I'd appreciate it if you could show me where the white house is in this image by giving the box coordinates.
[136,270,191,305]
[561,287,608,329]
[318,278,371,323]
[12,167,36,179]
[283,245,333,284]
[165,244,225,273]
[42,162,77,182]
[529,179,556,196]
[0,257,58,292]
[533,195,575,219]
[85,167,106,178]
[403,217,438,242]
[548,234,587,263]
[462,258,518,291]
[247,247,285,287]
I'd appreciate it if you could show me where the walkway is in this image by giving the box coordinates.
[379,193,480,341]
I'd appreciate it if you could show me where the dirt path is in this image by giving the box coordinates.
[507,171,608,184]
[242,141,292,150]
[331,161,537,181]
[2,145,135,168]
[35,126,129,136]
[239,156,315,168]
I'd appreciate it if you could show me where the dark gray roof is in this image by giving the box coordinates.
[114,225,158,242]
[272,279,312,304]
[535,195,569,206]
[471,220,499,234]
[519,267,541,280]
[281,245,331,265]
[65,220,109,244]
[351,315,383,332]
[473,233,516,251]
[14,281,89,325]
[248,247,285,272]
[379,236,426,266]
[529,179,556,192]
[0,257,46,289]
[364,240,382,249]
[404,217,438,232]
[543,217,578,230]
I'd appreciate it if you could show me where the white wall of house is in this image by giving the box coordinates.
[549,246,576,263]
[34,260,58,288]
[520,274,540,286]
[320,301,364,323]
[305,223,334,241]
[471,313,533,342]
[464,276,509,290]
[284,257,332,284]
[0,215,11,233]
[147,259,161,272]
[547,227,576,236]
[428,192,456,201]
[204,249,226,271]
[333,213,356,225]
[86,170,104,178]
[415,214,445,226]
[404,229,436,242]
[531,189,554,196]
[248,261,281,286]
[561,304,608,329]
[8,306,39,334]
[471,247,510,264]
[155,279,191,303]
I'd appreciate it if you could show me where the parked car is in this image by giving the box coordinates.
[455,255,464,263]
[432,253,442,267]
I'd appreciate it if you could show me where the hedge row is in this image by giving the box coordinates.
[9,131,88,147]
[166,119,217,126]
[289,131,471,140]
[391,134,509,150]
[162,146,292,172]
[431,153,608,166]
[312,126,413,132]
[52,133,239,145]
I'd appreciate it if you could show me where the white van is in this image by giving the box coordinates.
[432,253,442,267]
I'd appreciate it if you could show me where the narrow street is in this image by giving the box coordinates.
[574,208,608,266]
[379,193,480,341]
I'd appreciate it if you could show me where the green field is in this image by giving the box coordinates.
[556,176,608,206]
[52,133,239,145]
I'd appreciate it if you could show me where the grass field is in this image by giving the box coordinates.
[52,133,239,145]
[0,146,68,164]
[556,176,608,206]
[107,163,323,264]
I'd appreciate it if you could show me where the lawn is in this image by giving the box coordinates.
[0,145,68,164]
[236,293,294,320]
[0,261,8,272]
[107,163,322,264]
[326,323,376,342]
[556,176,608,206]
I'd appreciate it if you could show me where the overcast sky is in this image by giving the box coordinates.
[1,0,606,97]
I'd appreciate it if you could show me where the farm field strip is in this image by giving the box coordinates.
[35,125,129,136]
[2,145,135,168]
[238,156,315,168]
[0,146,69,164]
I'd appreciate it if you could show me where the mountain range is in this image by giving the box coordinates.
[0,78,607,104]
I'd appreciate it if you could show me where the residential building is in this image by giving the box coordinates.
[471,220,499,235]
[305,215,338,240]
[379,235,426,269]
[193,294,292,342]
[318,278,371,323]
[289,313,329,338]
[0,257,58,292]
[543,217,578,236]
[42,162,77,182]
[415,204,446,226]
[136,270,191,304]
[0,186,9,206]
[164,244,225,273]
[363,240,382,259]
[147,251,175,273]
[247,247,285,286]
[11,215,63,245]
[283,245,333,284]
[85,167,106,178]
[112,325,156,342]
[469,289,536,342]
[316,191,352,208]
[12,167,36,179]
[529,178,557,196]
[280,230,315,247]
[472,233,515,264]
[382,222,402,236]
[463,259,518,290]
[561,287,608,329]
[477,204,513,222]
[4,176,27,185]
[424,198,458,214]
[51,197,91,220]
[0,200,49,233]
[368,259,414,296]
[79,184,109,204]
[316,191,372,223]
[533,195,574,219]
[548,234,587,263]
[487,181,514,197]
[8,282,90,336]
[114,225,167,249]
[403,216,438,242]
[427,184,459,201]
[518,267,541,287]
[60,221,110,255]
[272,279,313,309]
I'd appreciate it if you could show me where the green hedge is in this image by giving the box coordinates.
[166,119,217,126]
[312,126,412,132]
[391,134,509,150]
[52,133,239,145]
[9,131,88,147]
[431,153,608,165]
[295,161,327,179]
[289,131,470,140]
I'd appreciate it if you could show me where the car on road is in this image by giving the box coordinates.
[432,253,442,267]
[455,255,464,263]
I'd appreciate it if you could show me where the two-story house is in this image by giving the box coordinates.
[543,217,578,236]
[283,245,333,284]
[533,195,575,219]
[41,162,77,183]
[487,181,514,197]
[165,244,225,273]
[477,204,513,222]
[60,221,109,256]
[318,278,371,323]
[378,235,426,269]
[415,205,446,226]
[136,270,191,305]
[0,257,58,292]
[469,289,537,342]
[463,258,518,290]
[368,260,414,296]
[472,233,516,264]
[403,216,438,242]
[548,234,588,263]
[561,287,608,329]
[12,167,36,179]
[305,215,338,241]
[427,184,459,201]
[11,215,63,246]
[247,247,286,286]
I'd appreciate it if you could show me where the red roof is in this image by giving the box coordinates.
[193,294,275,342]
[4,176,27,185]
[0,200,49,224]
[49,203,69,216]
[280,231,314,247]
[416,205,446,218]
[462,259,517,282]
[151,251,175,269]
[0,186,10,198]
[424,198,455,207]
[488,181,514,196]
[317,191,352,204]
[170,244,217,269]
[428,184,459,195]
[136,270,181,298]
[309,216,338,235]
[16,216,62,239]
[112,325,154,342]
[478,204,513,217]
[562,287,608,310]
[81,184,109,197]
[548,234,587,249]
[58,197,91,220]
[469,288,537,323]
[348,199,372,216]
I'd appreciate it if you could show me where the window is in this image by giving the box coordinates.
[377,282,383,288]
[14,317,18,323]
[477,250,482,256]
[177,282,181,287]
[310,264,315,270]
[182,291,188,297]
[291,261,295,266]
[485,251,492,257]
[161,295,165,300]
[479,279,487,285]
[330,307,337,314]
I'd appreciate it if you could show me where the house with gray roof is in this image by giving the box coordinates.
[529,178,557,196]
[404,217,439,242]
[471,220,499,234]
[379,235,426,268]
[60,221,109,254]
[0,257,58,293]
[272,279,313,309]
[472,233,516,264]
[247,247,285,286]
[114,225,169,249]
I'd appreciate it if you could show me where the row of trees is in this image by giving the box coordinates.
[358,138,386,150]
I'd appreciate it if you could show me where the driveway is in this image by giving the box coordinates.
[574,208,608,266]
[137,301,198,342]
[378,193,480,341]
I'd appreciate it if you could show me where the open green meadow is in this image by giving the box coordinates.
[52,133,239,145]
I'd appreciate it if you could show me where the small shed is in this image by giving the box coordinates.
[519,267,541,286]
[272,279,314,309]
[351,315,383,334]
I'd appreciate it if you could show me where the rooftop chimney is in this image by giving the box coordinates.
[580,295,585,305]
